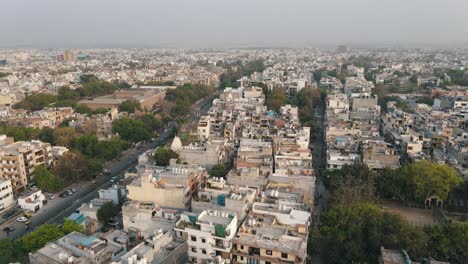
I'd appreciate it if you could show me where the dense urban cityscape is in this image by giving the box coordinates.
[0,46,466,264]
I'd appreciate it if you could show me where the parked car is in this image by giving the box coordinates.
[3,226,15,232]
[59,192,69,198]
[46,193,55,199]
[29,185,38,191]
[16,216,28,222]
[110,177,117,183]
[70,188,77,193]
[66,190,73,196]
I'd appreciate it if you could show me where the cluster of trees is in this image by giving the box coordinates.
[0,220,83,263]
[118,100,141,113]
[317,162,467,263]
[154,147,179,166]
[264,88,288,112]
[112,117,154,143]
[377,160,461,202]
[263,87,322,128]
[165,83,215,117]
[0,72,10,78]
[289,88,322,127]
[416,96,434,106]
[0,124,127,184]
[325,160,461,204]
[210,164,228,179]
[445,69,468,86]
[13,75,119,111]
[218,59,266,89]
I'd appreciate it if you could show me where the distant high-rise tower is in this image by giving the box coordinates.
[63,49,77,62]
[337,45,347,53]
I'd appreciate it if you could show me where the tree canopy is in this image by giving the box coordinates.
[97,201,118,223]
[112,117,152,143]
[154,148,179,166]
[118,100,141,113]
[34,165,64,192]
[210,164,228,179]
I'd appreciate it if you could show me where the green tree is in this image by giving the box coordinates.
[137,114,162,131]
[21,224,63,252]
[118,100,141,113]
[58,86,80,101]
[154,148,179,166]
[424,222,468,262]
[61,219,84,235]
[94,139,128,161]
[264,88,288,112]
[210,164,228,179]
[97,202,117,223]
[73,133,98,157]
[0,238,24,263]
[399,160,462,202]
[53,151,89,182]
[416,96,434,106]
[34,165,64,192]
[112,118,152,143]
[74,104,93,115]
[53,127,78,147]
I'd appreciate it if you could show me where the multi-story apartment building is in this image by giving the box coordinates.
[174,210,238,263]
[127,161,208,210]
[0,140,53,192]
[0,179,15,212]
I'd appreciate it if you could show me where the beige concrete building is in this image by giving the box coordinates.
[78,89,166,111]
[122,200,179,238]
[0,140,53,192]
[127,163,208,210]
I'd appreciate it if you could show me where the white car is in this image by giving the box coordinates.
[16,216,28,222]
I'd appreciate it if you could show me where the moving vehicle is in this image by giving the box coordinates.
[3,226,15,232]
[24,212,33,218]
[17,216,28,222]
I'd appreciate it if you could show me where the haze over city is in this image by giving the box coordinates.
[0,1,467,264]
[1,0,468,48]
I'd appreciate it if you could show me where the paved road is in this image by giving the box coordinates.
[309,95,327,264]
[0,123,176,240]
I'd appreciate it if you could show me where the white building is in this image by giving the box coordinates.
[18,189,46,212]
[0,179,15,212]
[174,210,238,263]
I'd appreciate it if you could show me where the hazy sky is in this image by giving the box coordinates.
[2,0,468,48]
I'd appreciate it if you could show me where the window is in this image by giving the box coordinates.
[266,262,271,264]
[191,236,197,242]
[201,238,206,243]
[240,245,244,250]
[202,249,206,254]
[191,247,197,253]
[281,253,288,259]
[266,250,272,255]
